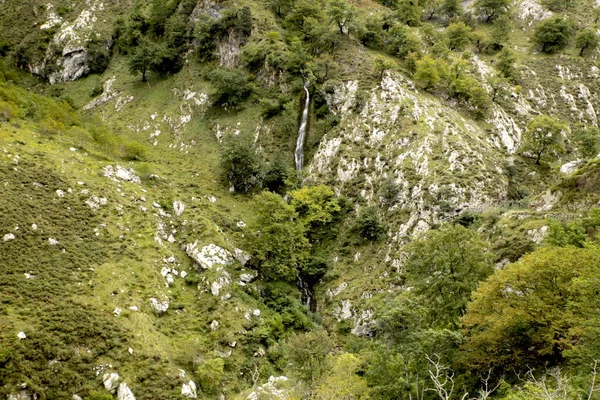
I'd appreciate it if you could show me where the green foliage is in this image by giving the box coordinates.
[573,124,600,159]
[413,56,447,90]
[490,14,511,49]
[575,28,599,56]
[326,0,356,34]
[393,0,423,26]
[208,67,253,108]
[128,38,161,81]
[404,224,493,328]
[246,191,310,281]
[313,353,370,399]
[496,48,519,80]
[289,185,341,230]
[521,115,567,165]
[283,330,334,387]
[388,24,422,58]
[356,206,385,241]
[85,392,114,400]
[220,134,263,193]
[545,219,588,247]
[532,16,575,53]
[446,22,472,51]
[461,247,600,373]
[474,0,510,22]
[195,358,225,393]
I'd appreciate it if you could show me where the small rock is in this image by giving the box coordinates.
[150,298,169,315]
[31,224,37,230]
[128,306,139,312]
[48,238,59,246]
[139,206,147,212]
[180,271,188,279]
[236,221,246,228]
[173,201,185,217]
[103,372,120,392]
[117,382,136,400]
[252,309,261,317]
[113,308,122,317]
[208,196,217,203]
[56,189,65,197]
[128,348,133,355]
[17,332,26,340]
[73,395,83,400]
[210,320,219,331]
[181,381,197,399]
[24,273,34,279]
[3,233,16,242]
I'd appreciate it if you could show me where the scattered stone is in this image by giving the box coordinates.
[149,298,169,315]
[31,224,37,230]
[24,273,35,279]
[560,160,583,175]
[139,206,148,212]
[117,382,136,400]
[103,372,120,392]
[184,242,233,270]
[254,347,266,357]
[86,196,108,209]
[48,238,59,246]
[208,196,217,203]
[4,233,15,242]
[210,320,219,330]
[128,348,133,355]
[528,226,549,244]
[180,271,188,279]
[56,189,65,197]
[173,201,185,216]
[181,381,197,399]
[233,248,251,266]
[113,308,122,317]
[236,221,246,228]
[17,332,26,340]
[167,256,176,263]
[103,165,141,184]
[73,395,83,400]
[128,306,139,312]
[246,376,289,400]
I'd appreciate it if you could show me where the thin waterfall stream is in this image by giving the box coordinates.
[295,81,310,171]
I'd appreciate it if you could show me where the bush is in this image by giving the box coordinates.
[356,206,385,241]
[208,67,253,108]
[195,358,225,393]
[220,134,264,193]
[531,16,574,53]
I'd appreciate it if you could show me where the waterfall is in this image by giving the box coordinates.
[295,81,310,171]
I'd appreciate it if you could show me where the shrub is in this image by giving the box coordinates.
[220,134,264,193]
[531,16,575,53]
[195,358,225,393]
[356,206,385,241]
[208,67,253,108]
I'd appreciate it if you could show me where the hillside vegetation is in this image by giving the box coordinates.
[1,0,600,399]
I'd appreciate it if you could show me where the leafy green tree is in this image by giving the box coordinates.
[496,48,518,80]
[194,14,216,61]
[283,330,334,388]
[521,115,566,165]
[285,0,324,29]
[128,38,161,81]
[440,0,462,19]
[220,134,263,193]
[289,185,341,230]
[326,0,356,34]
[446,21,472,51]
[474,0,510,22]
[208,67,253,107]
[573,124,600,159]
[490,14,511,49]
[374,57,397,79]
[356,206,385,241]
[403,224,493,328]
[388,24,422,58]
[314,353,370,399]
[575,28,599,57]
[264,153,290,194]
[195,358,225,393]
[461,247,600,373]
[531,16,575,53]
[246,191,310,281]
[413,56,447,89]
[268,0,293,17]
[393,0,423,26]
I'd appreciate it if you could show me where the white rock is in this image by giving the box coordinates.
[173,201,185,216]
[86,196,108,209]
[210,320,219,330]
[167,256,176,263]
[56,189,65,197]
[31,224,37,230]
[149,298,169,315]
[180,271,188,279]
[181,381,197,399]
[3,233,15,242]
[184,242,233,270]
[252,309,261,317]
[103,165,141,184]
[103,372,120,392]
[233,248,251,266]
[117,382,136,400]
[113,308,122,317]
[166,274,174,286]
[128,306,139,312]
[17,332,26,340]
[128,348,133,355]
[208,196,217,203]
[24,273,35,279]
[48,238,59,246]
[236,221,246,228]
[560,160,583,174]
[73,395,83,400]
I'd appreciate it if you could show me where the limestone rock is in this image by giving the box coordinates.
[246,376,290,400]
[181,381,197,399]
[149,298,169,315]
[173,201,185,216]
[103,165,141,184]
[17,332,26,340]
[117,382,135,400]
[184,242,232,270]
[103,372,120,392]
[3,233,15,242]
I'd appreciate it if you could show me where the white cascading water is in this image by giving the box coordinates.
[295,81,310,171]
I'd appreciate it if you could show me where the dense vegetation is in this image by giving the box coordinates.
[1,0,600,398]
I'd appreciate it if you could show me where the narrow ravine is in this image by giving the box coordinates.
[295,81,310,171]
